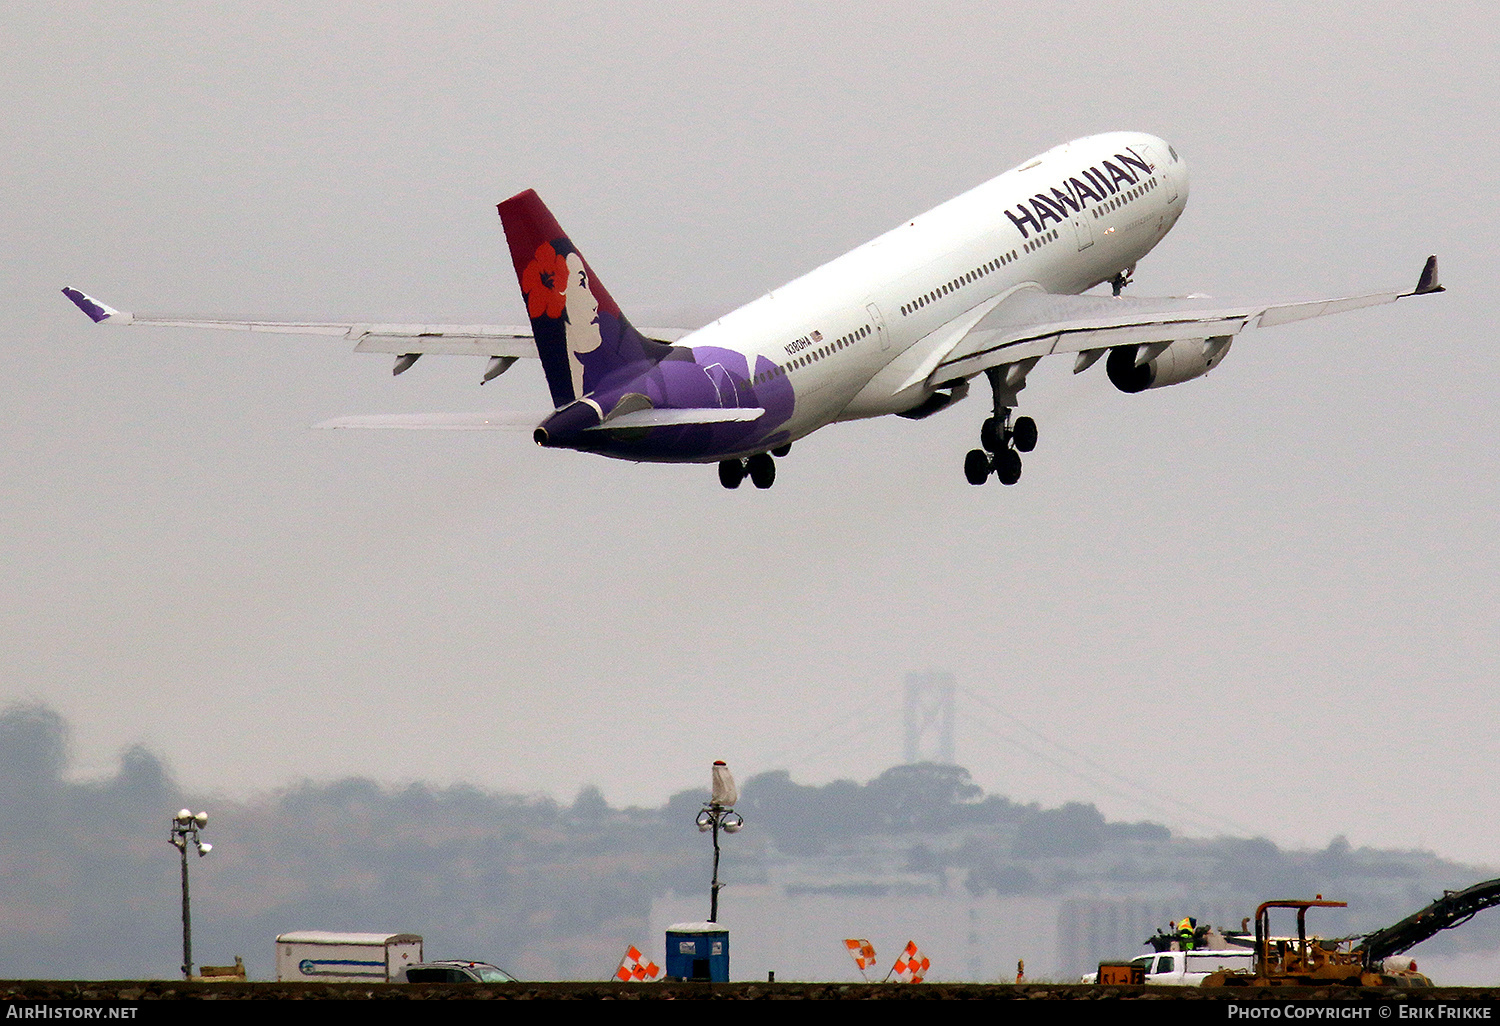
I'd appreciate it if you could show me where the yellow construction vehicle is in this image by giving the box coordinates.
[1203,898,1431,988]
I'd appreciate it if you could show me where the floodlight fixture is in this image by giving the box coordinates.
[168,807,212,978]
[694,760,744,923]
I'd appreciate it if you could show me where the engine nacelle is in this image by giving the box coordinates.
[1106,336,1233,393]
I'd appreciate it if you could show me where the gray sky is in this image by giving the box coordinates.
[3,2,1497,863]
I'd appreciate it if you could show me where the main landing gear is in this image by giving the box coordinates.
[965,367,1037,487]
[965,364,1040,486]
[965,410,1035,486]
[719,447,787,490]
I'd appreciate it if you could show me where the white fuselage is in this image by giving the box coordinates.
[681,132,1189,449]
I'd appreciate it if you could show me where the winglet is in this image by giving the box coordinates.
[1411,256,1444,296]
[62,287,131,323]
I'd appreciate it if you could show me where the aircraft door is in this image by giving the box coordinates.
[866,302,890,351]
[1073,215,1093,251]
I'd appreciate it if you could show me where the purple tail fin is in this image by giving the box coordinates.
[498,190,667,408]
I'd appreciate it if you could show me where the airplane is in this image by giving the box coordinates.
[63,131,1444,490]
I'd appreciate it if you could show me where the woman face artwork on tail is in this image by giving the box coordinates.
[561,252,601,399]
[516,234,617,406]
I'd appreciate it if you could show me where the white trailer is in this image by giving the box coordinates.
[275,931,424,983]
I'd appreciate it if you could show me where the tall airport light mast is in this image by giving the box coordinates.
[694,761,743,923]
[168,809,211,978]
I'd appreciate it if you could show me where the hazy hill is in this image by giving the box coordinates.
[0,703,1493,981]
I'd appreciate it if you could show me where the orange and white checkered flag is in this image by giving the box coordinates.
[843,938,877,977]
[889,940,930,983]
[614,945,661,982]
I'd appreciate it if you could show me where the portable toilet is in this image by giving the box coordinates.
[664,922,729,982]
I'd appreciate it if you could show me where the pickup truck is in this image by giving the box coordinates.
[1083,949,1254,986]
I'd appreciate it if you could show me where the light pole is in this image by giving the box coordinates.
[169,809,211,979]
[693,761,743,923]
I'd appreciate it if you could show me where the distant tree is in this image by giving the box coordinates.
[1203,836,1317,898]
[737,770,841,854]
[1013,802,1108,858]
[739,764,1025,854]
[865,763,982,831]
[1106,819,1172,843]
[0,703,70,834]
[0,703,67,793]
[569,784,610,822]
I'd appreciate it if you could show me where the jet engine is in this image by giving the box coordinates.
[1106,336,1233,393]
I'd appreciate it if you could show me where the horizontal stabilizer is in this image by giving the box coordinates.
[313,412,543,430]
[583,407,765,431]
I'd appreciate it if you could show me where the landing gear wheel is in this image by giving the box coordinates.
[995,448,1022,485]
[718,459,745,489]
[747,452,776,489]
[1012,416,1037,453]
[964,449,991,485]
[771,444,791,458]
[979,417,1003,453]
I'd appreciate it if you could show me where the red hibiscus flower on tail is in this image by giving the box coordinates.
[521,241,568,319]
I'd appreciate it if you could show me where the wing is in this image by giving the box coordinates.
[905,256,1444,389]
[59,288,695,358]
